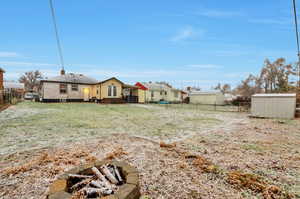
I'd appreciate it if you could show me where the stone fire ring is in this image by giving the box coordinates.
[47,160,140,199]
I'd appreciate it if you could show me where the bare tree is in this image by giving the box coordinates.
[259,58,295,93]
[214,83,231,94]
[19,70,43,91]
[235,58,297,97]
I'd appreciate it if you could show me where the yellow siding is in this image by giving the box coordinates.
[99,79,123,99]
[90,85,97,98]
[138,89,145,103]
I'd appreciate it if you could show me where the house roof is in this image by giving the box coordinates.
[135,82,148,90]
[252,93,296,98]
[41,73,98,85]
[99,77,124,85]
[123,84,139,89]
[4,82,25,89]
[141,82,173,91]
[0,67,5,72]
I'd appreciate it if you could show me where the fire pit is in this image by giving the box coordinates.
[47,160,140,199]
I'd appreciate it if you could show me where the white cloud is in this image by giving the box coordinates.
[170,26,203,42]
[195,10,242,18]
[0,52,21,58]
[0,61,56,67]
[186,64,221,69]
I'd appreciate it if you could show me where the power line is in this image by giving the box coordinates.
[293,0,300,88]
[49,0,65,70]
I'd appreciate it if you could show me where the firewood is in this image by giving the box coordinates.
[113,165,123,183]
[91,167,114,190]
[108,165,117,178]
[82,187,113,197]
[70,178,92,192]
[100,165,118,184]
[68,174,93,179]
[90,180,106,189]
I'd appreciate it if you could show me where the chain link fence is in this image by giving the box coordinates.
[158,102,250,113]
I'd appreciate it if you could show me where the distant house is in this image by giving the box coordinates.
[135,82,182,103]
[0,68,5,104]
[4,81,25,92]
[189,91,225,105]
[40,69,143,103]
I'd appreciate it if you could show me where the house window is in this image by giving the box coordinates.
[71,84,78,91]
[97,89,99,95]
[165,91,167,95]
[113,86,117,96]
[108,85,117,97]
[160,91,163,95]
[60,83,67,94]
[151,91,154,97]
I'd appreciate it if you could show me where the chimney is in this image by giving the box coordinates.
[60,68,65,75]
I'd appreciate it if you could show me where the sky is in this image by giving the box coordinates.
[0,0,298,90]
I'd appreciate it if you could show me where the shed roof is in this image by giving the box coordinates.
[252,93,296,98]
[41,73,98,85]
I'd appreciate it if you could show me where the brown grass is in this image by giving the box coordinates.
[227,171,267,192]
[159,142,176,148]
[3,149,92,176]
[227,171,294,199]
[105,147,128,160]
[186,154,219,174]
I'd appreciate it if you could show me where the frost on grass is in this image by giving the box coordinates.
[0,102,229,155]
[0,102,299,199]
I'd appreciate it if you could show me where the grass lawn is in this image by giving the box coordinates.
[0,102,299,199]
[0,102,225,155]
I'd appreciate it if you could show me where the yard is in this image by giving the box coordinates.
[0,102,299,199]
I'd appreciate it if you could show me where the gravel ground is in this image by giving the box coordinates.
[0,102,299,199]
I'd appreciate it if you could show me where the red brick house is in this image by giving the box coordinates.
[0,67,5,104]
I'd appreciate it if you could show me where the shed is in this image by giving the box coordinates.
[251,93,296,119]
[189,91,225,105]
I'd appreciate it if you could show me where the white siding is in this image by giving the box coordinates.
[42,82,92,100]
[251,94,296,119]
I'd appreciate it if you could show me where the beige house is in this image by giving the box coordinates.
[136,82,182,103]
[189,91,225,105]
[40,70,141,103]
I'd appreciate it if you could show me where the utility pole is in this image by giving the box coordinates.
[292,0,300,89]
[49,0,65,72]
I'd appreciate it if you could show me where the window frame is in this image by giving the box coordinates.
[108,85,117,97]
[71,84,78,91]
[59,83,67,94]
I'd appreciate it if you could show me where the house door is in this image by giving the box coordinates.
[83,88,90,101]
